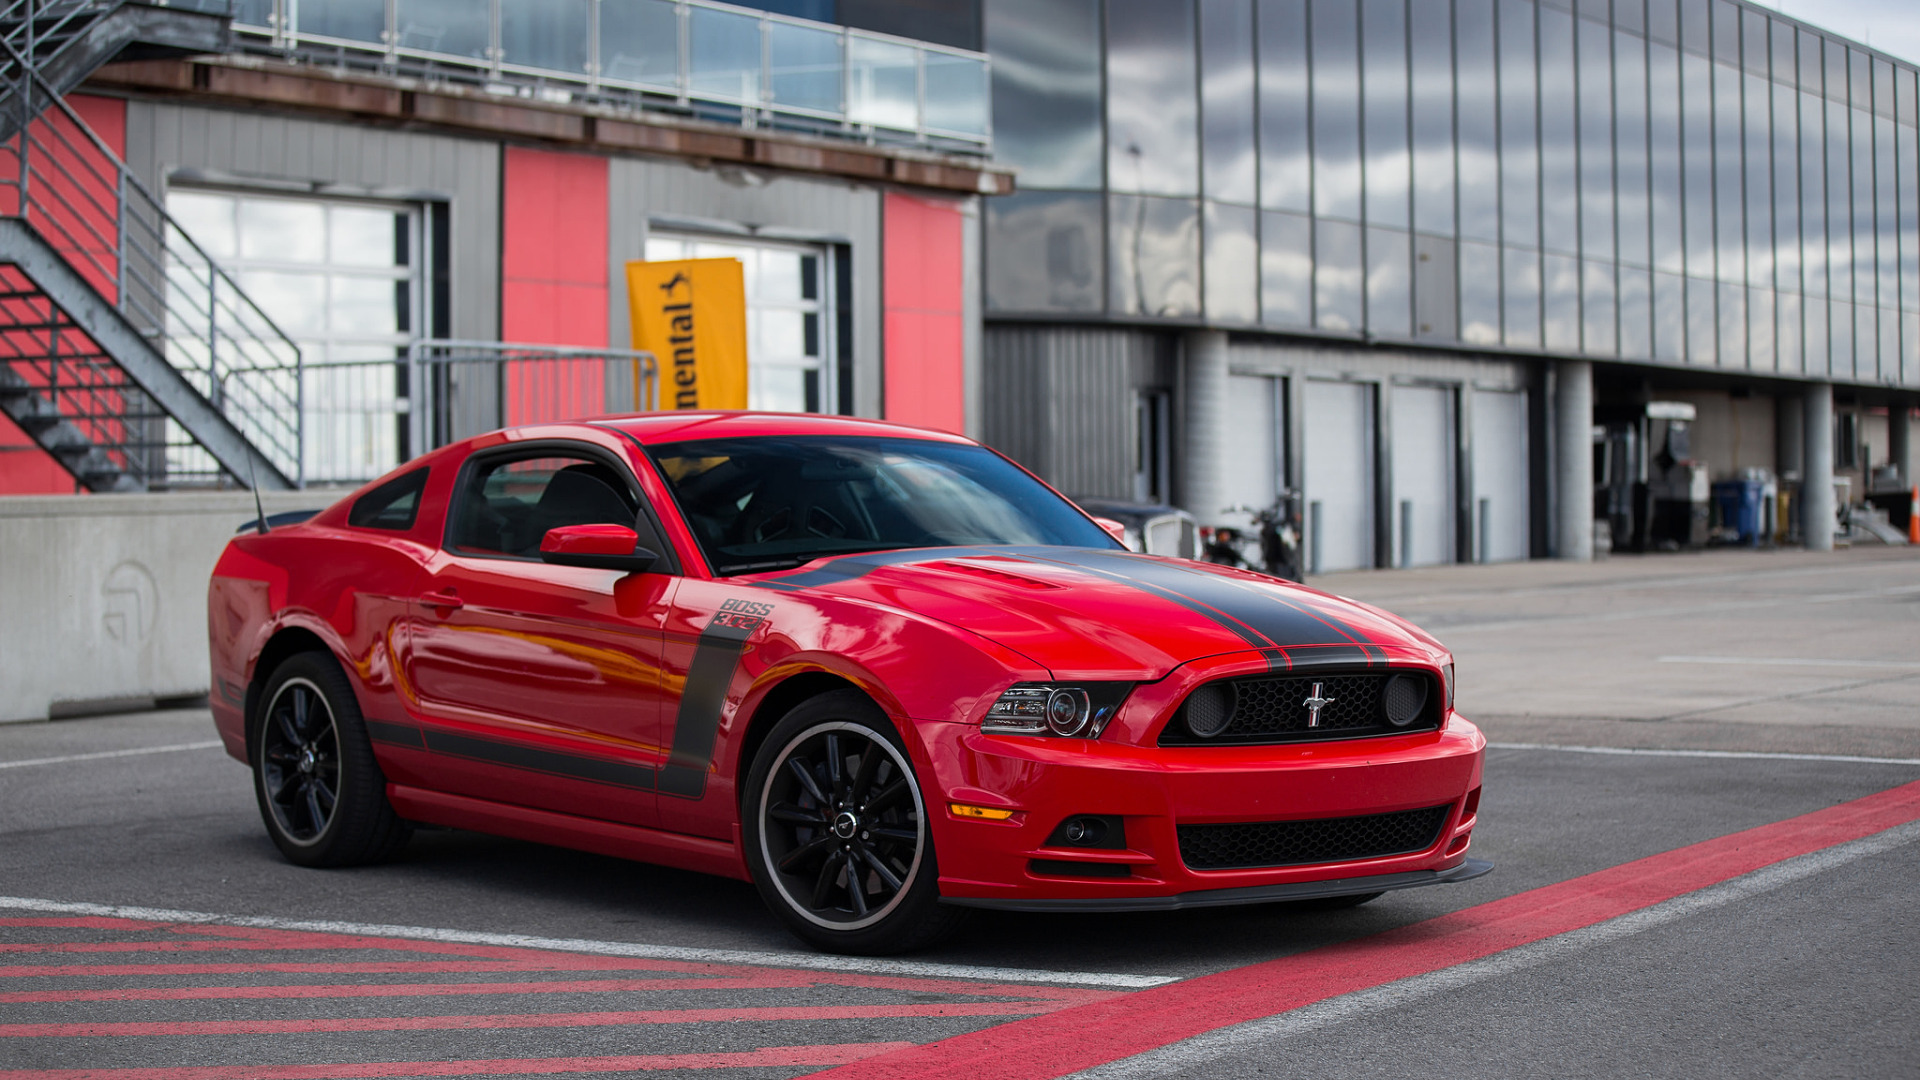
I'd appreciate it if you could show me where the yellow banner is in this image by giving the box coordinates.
[626,258,748,410]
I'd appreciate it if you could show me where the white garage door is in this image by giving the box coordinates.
[1471,388,1531,562]
[1303,379,1375,573]
[1220,374,1284,528]
[1390,384,1457,567]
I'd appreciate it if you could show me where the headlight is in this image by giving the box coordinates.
[1442,662,1455,711]
[983,683,1133,738]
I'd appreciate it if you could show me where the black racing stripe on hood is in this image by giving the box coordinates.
[744,545,1017,590]
[1002,550,1286,664]
[1032,550,1387,664]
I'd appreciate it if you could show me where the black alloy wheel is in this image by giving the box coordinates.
[252,651,409,868]
[259,675,339,843]
[744,690,967,954]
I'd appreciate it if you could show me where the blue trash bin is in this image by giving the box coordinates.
[1711,479,1764,544]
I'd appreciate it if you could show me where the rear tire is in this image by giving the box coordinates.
[252,651,409,868]
[742,690,968,954]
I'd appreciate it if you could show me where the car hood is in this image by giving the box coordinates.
[752,546,1443,680]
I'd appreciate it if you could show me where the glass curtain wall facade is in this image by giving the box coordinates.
[984,0,1920,389]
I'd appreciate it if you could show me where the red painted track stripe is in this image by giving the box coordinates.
[0,1001,1060,1038]
[0,973,1110,1005]
[0,1042,914,1079]
[810,778,1920,1080]
[0,976,808,1003]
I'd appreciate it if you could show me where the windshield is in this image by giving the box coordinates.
[648,435,1121,575]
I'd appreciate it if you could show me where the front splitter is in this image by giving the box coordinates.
[941,857,1493,913]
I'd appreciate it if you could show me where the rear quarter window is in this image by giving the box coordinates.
[348,468,430,531]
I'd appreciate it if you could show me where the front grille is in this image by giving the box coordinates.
[1159,671,1440,745]
[1178,805,1451,871]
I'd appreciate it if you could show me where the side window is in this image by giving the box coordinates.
[449,454,640,558]
[347,468,429,531]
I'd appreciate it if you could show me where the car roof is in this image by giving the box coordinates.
[589,411,979,447]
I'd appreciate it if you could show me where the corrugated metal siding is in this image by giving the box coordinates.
[124,101,502,342]
[606,159,884,418]
[984,324,1174,501]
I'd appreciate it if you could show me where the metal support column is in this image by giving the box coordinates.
[1180,329,1230,530]
[1803,382,1834,552]
[1889,402,1911,488]
[1554,359,1593,561]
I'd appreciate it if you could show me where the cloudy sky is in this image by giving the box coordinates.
[1752,0,1920,65]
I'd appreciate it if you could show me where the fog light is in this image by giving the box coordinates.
[1185,682,1235,738]
[1382,673,1429,726]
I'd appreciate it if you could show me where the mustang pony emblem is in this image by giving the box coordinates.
[1303,682,1336,728]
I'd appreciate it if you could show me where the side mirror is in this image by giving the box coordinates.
[1092,516,1135,549]
[539,524,659,572]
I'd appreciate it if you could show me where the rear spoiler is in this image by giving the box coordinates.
[236,509,322,534]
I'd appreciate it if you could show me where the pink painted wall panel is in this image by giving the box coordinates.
[500,147,609,425]
[882,191,965,434]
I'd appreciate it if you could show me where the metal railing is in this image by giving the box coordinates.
[246,341,659,487]
[0,28,304,487]
[231,0,990,152]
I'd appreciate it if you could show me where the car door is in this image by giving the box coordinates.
[399,441,679,827]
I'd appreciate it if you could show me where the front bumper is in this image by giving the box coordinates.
[918,714,1487,907]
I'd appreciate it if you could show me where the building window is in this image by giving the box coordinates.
[644,232,835,413]
[166,187,426,484]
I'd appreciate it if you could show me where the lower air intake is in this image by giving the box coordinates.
[1178,805,1451,871]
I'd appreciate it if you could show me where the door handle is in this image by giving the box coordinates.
[418,591,464,611]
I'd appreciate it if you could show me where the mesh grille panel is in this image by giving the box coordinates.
[1178,805,1451,871]
[1160,671,1441,745]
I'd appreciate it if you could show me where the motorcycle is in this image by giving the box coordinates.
[1200,491,1304,582]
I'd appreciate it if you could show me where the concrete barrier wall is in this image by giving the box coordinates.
[0,491,338,723]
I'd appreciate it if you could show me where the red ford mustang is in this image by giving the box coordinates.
[208,413,1488,953]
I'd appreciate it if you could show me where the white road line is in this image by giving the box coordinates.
[1487,742,1920,767]
[1070,818,1920,1079]
[1659,654,1920,670]
[0,740,225,770]
[0,897,1176,988]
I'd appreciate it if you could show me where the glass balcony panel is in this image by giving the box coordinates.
[1770,18,1795,89]
[1778,290,1802,373]
[396,0,489,60]
[985,191,1103,313]
[1315,219,1364,331]
[501,0,590,74]
[924,52,988,135]
[1749,286,1775,371]
[1260,210,1313,328]
[1504,246,1541,348]
[1621,267,1652,359]
[297,0,385,44]
[1204,202,1258,324]
[1365,226,1410,337]
[600,0,680,90]
[233,0,274,28]
[1583,260,1616,355]
[848,36,918,130]
[769,22,843,114]
[691,7,763,104]
[1108,195,1200,317]
[1543,252,1580,352]
[1460,240,1501,346]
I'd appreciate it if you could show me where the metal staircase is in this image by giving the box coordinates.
[0,0,301,491]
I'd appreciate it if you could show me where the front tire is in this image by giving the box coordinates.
[252,651,409,868]
[742,690,967,954]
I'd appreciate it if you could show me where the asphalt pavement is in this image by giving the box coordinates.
[2,545,1917,1078]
